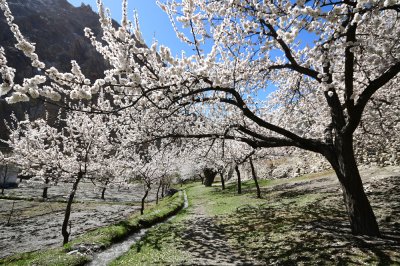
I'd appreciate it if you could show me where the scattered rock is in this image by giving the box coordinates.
[67,250,79,255]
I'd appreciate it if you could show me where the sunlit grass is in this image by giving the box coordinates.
[111,171,400,265]
[110,222,193,266]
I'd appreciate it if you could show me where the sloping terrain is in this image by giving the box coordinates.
[112,166,400,265]
[0,0,107,142]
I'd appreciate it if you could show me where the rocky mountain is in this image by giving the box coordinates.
[0,0,109,143]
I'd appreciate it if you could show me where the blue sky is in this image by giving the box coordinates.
[67,0,192,56]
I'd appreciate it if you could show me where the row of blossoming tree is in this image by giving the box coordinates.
[0,0,399,238]
[1,106,188,244]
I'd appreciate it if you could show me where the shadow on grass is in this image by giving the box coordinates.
[134,215,258,265]
[130,175,400,265]
[217,178,400,265]
[179,215,259,265]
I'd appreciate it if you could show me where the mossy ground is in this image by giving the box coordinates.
[112,170,400,265]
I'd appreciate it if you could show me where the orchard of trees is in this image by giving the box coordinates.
[0,0,399,244]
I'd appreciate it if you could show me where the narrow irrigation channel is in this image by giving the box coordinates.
[86,190,188,266]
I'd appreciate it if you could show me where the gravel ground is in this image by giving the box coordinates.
[0,181,159,258]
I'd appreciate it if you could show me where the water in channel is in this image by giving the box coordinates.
[86,190,188,266]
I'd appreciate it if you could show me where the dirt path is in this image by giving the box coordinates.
[177,195,262,265]
[135,165,400,265]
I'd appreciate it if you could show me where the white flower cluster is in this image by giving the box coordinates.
[0,47,15,96]
[0,0,398,190]
[0,0,45,69]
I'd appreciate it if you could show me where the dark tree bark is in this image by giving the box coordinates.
[323,136,380,237]
[161,183,165,198]
[141,187,150,215]
[42,187,48,199]
[101,180,109,200]
[199,174,204,184]
[42,176,50,199]
[220,172,225,190]
[203,168,216,187]
[62,171,83,245]
[235,165,241,194]
[156,180,162,205]
[249,157,261,198]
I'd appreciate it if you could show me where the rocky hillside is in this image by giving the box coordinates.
[0,0,108,142]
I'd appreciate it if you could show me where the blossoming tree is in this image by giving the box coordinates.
[5,117,62,198]
[1,0,399,237]
[5,110,114,244]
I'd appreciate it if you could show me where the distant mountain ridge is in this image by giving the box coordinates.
[0,0,108,142]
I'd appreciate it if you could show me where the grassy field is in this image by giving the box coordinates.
[112,170,400,265]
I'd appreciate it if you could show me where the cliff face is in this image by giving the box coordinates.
[0,0,108,142]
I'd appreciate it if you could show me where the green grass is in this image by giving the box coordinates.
[0,248,90,266]
[65,192,184,250]
[217,169,335,194]
[110,192,192,266]
[110,180,333,265]
[110,221,193,266]
[110,172,400,265]
[0,192,185,266]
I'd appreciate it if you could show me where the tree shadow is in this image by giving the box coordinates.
[217,176,400,265]
[133,174,400,265]
[178,215,260,265]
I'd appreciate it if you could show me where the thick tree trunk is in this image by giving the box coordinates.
[220,172,225,190]
[235,165,241,194]
[42,187,48,199]
[62,171,83,245]
[249,157,261,198]
[42,176,50,199]
[101,187,107,200]
[325,136,380,237]
[203,168,216,187]
[101,180,109,200]
[161,184,165,198]
[141,189,149,215]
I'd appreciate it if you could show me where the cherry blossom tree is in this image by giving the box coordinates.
[1,0,399,237]
[155,0,400,237]
[117,141,180,214]
[5,117,62,198]
[354,88,400,166]
[5,110,114,244]
[57,110,114,244]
